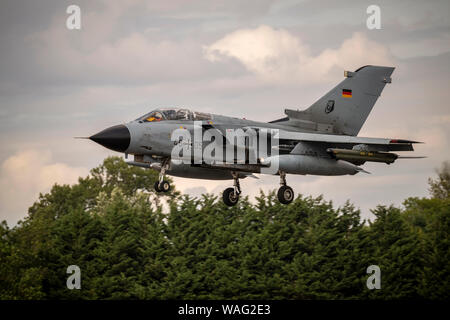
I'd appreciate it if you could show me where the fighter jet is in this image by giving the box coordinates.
[86,65,423,206]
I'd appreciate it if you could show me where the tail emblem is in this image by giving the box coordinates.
[325,100,335,114]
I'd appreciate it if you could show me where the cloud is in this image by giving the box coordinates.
[0,150,88,225]
[389,33,450,59]
[204,26,394,84]
[14,2,238,88]
[27,29,214,85]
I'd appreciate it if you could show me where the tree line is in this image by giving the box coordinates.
[0,157,448,299]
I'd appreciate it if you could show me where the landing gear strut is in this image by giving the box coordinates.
[223,172,241,206]
[277,171,294,204]
[154,158,171,193]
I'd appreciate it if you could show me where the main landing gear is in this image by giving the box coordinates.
[221,171,295,206]
[154,158,171,193]
[222,172,241,206]
[277,171,294,204]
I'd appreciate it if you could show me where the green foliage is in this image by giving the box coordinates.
[428,161,450,200]
[0,157,448,300]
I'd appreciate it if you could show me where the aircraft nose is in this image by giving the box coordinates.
[90,124,130,153]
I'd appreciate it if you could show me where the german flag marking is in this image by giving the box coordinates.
[342,89,352,98]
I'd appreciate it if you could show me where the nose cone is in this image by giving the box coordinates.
[90,124,130,153]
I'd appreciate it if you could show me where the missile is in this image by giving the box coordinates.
[327,148,398,164]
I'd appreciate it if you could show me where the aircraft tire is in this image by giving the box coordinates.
[160,180,171,193]
[277,186,294,204]
[223,187,239,206]
[154,181,162,192]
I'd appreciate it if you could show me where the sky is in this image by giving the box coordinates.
[0,0,449,225]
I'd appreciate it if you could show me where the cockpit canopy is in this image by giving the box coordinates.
[136,108,211,122]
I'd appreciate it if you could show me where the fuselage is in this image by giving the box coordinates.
[89,108,363,180]
[126,113,310,158]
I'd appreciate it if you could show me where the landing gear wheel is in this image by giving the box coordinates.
[155,180,170,193]
[277,185,294,204]
[223,187,239,206]
[159,180,171,193]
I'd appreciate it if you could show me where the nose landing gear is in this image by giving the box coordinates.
[154,158,171,193]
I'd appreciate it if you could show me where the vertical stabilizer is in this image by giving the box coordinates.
[286,65,395,136]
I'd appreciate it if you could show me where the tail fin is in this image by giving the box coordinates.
[285,65,395,136]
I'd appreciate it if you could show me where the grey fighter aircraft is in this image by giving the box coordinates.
[86,65,423,206]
